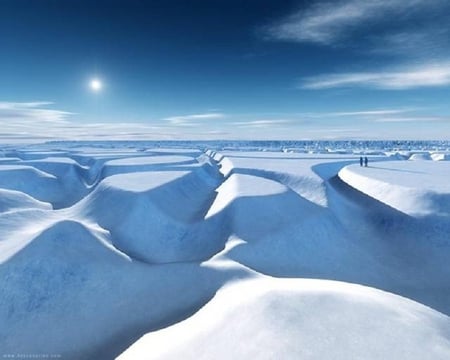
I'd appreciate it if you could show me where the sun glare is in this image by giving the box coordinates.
[90,79,102,91]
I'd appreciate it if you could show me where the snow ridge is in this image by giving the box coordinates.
[0,143,449,359]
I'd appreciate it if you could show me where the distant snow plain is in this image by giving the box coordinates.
[0,142,449,359]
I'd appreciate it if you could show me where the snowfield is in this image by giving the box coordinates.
[0,141,449,359]
[339,161,450,216]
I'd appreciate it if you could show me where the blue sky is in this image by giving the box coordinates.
[1,0,450,141]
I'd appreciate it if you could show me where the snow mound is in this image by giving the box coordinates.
[0,165,63,206]
[207,172,323,237]
[19,157,91,206]
[144,148,203,157]
[409,152,432,161]
[0,189,52,213]
[206,172,376,282]
[214,151,355,207]
[0,157,21,164]
[432,153,450,161]
[0,216,246,359]
[19,156,85,177]
[0,220,129,357]
[339,161,450,216]
[101,155,197,178]
[3,150,68,160]
[119,278,450,360]
[386,152,409,160]
[73,163,225,263]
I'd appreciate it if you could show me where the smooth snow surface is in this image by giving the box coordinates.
[0,142,449,360]
[339,161,450,216]
[119,278,450,360]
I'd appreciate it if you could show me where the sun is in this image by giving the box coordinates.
[90,78,102,91]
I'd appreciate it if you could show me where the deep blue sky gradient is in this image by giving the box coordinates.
[1,0,449,140]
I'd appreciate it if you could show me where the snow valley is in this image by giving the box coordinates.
[0,141,449,359]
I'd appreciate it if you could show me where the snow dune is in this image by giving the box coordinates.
[0,188,52,213]
[0,143,448,359]
[212,151,348,207]
[206,171,377,282]
[0,217,246,359]
[339,161,450,216]
[119,278,450,360]
[73,164,225,263]
[432,152,450,161]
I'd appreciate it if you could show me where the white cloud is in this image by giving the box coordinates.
[0,101,181,142]
[373,116,445,123]
[297,108,447,124]
[0,104,231,141]
[264,0,450,93]
[0,102,448,142]
[0,101,73,124]
[265,0,443,45]
[302,62,450,89]
[163,113,225,125]
[325,109,413,117]
[371,27,450,57]
[0,101,53,109]
[234,119,294,128]
[306,128,362,133]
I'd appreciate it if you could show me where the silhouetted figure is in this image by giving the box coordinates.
[359,157,363,167]
[364,156,368,167]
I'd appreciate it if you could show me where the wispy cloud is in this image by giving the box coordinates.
[298,107,447,123]
[233,119,294,128]
[0,101,179,142]
[264,0,445,46]
[306,128,362,133]
[302,62,450,89]
[373,116,445,123]
[0,101,73,124]
[325,109,413,117]
[265,0,388,44]
[0,104,237,142]
[163,113,225,126]
[371,27,450,57]
[263,0,450,93]
[0,101,53,109]
[0,102,447,142]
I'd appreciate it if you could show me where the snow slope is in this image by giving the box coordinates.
[0,143,448,359]
[339,161,450,216]
[119,278,450,360]
[211,150,359,207]
[72,164,225,263]
[0,188,51,213]
[0,217,248,359]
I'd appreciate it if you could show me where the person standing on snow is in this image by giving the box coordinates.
[364,156,368,167]
[360,156,363,166]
